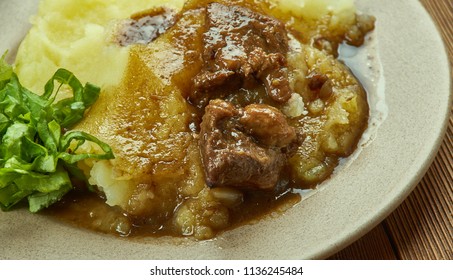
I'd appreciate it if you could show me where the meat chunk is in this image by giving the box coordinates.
[240,104,297,148]
[307,71,333,100]
[192,3,291,106]
[307,71,329,91]
[199,99,299,190]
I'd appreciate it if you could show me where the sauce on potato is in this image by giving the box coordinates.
[18,0,374,240]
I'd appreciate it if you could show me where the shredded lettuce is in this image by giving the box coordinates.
[0,54,114,212]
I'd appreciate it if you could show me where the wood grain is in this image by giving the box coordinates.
[330,0,453,260]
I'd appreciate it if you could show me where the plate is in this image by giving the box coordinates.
[0,0,451,259]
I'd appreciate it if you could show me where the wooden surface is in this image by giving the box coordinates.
[330,0,453,260]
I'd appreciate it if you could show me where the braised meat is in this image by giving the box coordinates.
[239,104,297,148]
[199,99,299,190]
[192,3,292,107]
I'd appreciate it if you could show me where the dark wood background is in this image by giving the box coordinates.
[330,0,452,260]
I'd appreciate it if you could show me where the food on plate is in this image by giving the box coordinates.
[3,0,375,239]
[0,55,114,212]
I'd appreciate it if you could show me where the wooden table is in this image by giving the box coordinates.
[330,0,452,260]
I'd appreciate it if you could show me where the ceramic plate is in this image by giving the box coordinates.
[0,0,451,259]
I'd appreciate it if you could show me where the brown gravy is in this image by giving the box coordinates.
[46,188,301,238]
[43,0,373,240]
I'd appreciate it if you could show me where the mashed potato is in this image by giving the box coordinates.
[15,0,372,239]
[15,0,185,92]
[272,0,355,20]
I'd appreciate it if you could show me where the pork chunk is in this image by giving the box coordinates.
[192,3,292,106]
[199,99,299,190]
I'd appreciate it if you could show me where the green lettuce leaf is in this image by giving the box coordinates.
[0,54,114,212]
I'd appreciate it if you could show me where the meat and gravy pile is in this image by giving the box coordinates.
[15,0,374,239]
